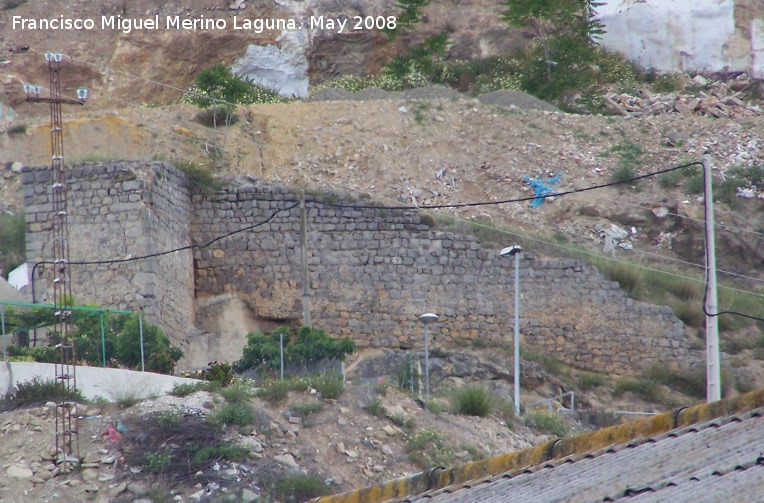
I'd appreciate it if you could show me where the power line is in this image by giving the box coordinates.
[18,52,764,321]
[441,213,764,300]
[624,201,764,239]
[304,162,702,210]
[30,203,299,298]
[699,164,764,323]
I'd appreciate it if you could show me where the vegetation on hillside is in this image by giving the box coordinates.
[0,211,25,279]
[5,308,183,374]
[233,325,356,374]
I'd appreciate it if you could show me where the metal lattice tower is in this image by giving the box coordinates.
[24,53,87,469]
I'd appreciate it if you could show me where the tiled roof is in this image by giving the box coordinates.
[311,389,764,503]
[399,410,764,502]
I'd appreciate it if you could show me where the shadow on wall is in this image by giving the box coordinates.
[184,293,280,369]
[0,362,201,402]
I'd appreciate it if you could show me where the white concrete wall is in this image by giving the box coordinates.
[598,0,762,77]
[0,362,201,402]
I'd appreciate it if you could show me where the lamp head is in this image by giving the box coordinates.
[500,245,523,257]
[418,313,438,325]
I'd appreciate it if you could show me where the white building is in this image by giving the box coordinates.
[598,0,764,77]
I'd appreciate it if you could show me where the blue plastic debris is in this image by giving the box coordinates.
[522,173,562,207]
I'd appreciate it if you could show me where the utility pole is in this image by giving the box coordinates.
[703,153,721,402]
[24,53,88,470]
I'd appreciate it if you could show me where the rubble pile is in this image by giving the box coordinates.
[602,73,764,119]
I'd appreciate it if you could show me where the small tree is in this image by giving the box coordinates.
[113,315,183,374]
[502,0,606,99]
[185,64,264,168]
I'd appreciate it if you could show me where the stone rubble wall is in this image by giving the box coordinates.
[21,162,194,339]
[23,163,698,374]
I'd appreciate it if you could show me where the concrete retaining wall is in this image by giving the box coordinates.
[0,361,200,402]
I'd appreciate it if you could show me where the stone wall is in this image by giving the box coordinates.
[23,162,698,374]
[191,183,695,374]
[22,162,194,338]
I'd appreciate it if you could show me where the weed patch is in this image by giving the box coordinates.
[578,373,607,390]
[451,384,495,417]
[213,401,256,426]
[406,430,453,469]
[307,371,344,400]
[290,401,323,417]
[366,396,384,417]
[172,160,224,194]
[170,381,209,397]
[0,377,84,412]
[523,410,570,438]
[613,378,662,402]
[268,472,330,501]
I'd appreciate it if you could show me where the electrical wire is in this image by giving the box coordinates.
[441,212,764,299]
[17,51,764,321]
[624,201,764,239]
[303,161,703,210]
[29,202,299,299]
[699,163,764,322]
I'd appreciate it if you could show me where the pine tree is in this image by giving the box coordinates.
[502,0,606,97]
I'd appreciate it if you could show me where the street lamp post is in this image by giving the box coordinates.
[418,313,438,401]
[500,245,523,416]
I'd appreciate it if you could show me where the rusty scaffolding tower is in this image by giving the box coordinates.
[24,53,88,469]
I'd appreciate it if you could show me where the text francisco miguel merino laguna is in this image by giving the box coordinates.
[11,14,395,34]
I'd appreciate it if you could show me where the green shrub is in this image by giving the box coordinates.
[426,398,447,415]
[307,371,344,400]
[143,451,170,473]
[172,160,224,194]
[659,169,683,188]
[613,378,662,402]
[0,212,25,278]
[0,377,84,411]
[685,173,705,194]
[200,361,234,386]
[406,430,453,469]
[220,381,256,403]
[269,473,330,501]
[375,380,390,396]
[523,410,570,438]
[451,384,495,417]
[191,443,250,463]
[611,164,637,184]
[647,366,706,399]
[184,64,288,108]
[291,401,323,417]
[734,379,754,394]
[6,123,27,135]
[390,411,416,430]
[653,73,682,93]
[170,382,209,397]
[578,373,607,390]
[213,401,256,426]
[257,377,306,404]
[156,411,181,428]
[234,326,356,374]
[113,315,183,374]
[366,396,384,417]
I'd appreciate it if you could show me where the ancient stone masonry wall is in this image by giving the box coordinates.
[22,162,194,339]
[23,163,698,374]
[191,183,698,374]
